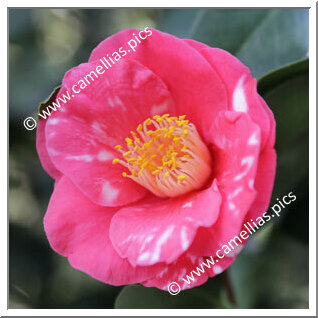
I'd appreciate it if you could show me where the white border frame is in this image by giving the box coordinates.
[3,1,316,316]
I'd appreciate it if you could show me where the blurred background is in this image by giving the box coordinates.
[9,8,309,309]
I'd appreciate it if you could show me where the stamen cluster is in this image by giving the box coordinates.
[113,114,212,197]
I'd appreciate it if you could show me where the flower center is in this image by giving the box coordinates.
[112,114,212,197]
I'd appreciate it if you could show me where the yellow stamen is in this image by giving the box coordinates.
[144,118,152,125]
[125,137,133,145]
[157,144,164,151]
[113,114,212,197]
[177,175,186,182]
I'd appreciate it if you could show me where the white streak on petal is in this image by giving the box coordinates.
[178,268,187,280]
[180,226,189,251]
[66,154,93,162]
[158,267,168,278]
[47,147,60,156]
[150,225,174,264]
[188,254,197,264]
[105,78,110,86]
[213,265,223,275]
[228,187,243,199]
[97,150,113,162]
[91,122,104,134]
[234,156,254,181]
[140,235,154,252]
[120,234,133,246]
[114,96,124,107]
[108,96,126,111]
[182,201,193,208]
[248,132,258,145]
[233,76,248,112]
[138,252,150,262]
[212,182,218,191]
[108,97,115,108]
[150,102,168,116]
[102,181,119,203]
[48,118,60,125]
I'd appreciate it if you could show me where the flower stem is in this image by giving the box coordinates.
[223,270,237,307]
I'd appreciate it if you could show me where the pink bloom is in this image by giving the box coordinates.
[36,28,276,291]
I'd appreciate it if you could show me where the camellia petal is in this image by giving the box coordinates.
[44,177,164,285]
[244,148,277,221]
[89,28,228,141]
[143,252,236,291]
[190,111,261,256]
[183,41,272,151]
[45,59,175,207]
[36,117,62,180]
[36,28,277,291]
[109,180,221,267]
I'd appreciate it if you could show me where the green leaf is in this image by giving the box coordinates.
[115,275,231,309]
[278,179,309,243]
[228,59,309,308]
[162,9,269,52]
[257,58,309,95]
[259,60,309,243]
[9,225,52,308]
[230,232,309,308]
[258,59,309,199]
[236,10,308,77]
[161,9,308,77]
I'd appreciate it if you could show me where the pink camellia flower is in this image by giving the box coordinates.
[36,28,276,291]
